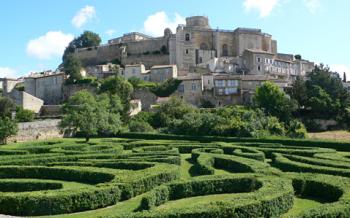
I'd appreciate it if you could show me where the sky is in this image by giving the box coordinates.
[0,0,349,79]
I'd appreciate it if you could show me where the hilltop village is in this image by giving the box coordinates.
[1,16,315,115]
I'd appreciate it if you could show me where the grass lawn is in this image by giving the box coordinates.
[281,197,323,217]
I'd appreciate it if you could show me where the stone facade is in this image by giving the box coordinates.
[24,72,65,105]
[150,65,177,83]
[8,119,63,143]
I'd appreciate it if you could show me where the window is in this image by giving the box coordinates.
[258,65,261,71]
[191,83,197,91]
[222,44,228,56]
[185,49,189,54]
[132,68,137,74]
[218,89,224,95]
[225,88,237,95]
[178,84,184,93]
[227,80,238,87]
[200,43,208,50]
[257,57,261,63]
[215,80,225,87]
[185,33,190,41]
[208,79,210,85]
[199,57,203,63]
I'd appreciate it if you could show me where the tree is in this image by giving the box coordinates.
[60,91,99,142]
[0,97,18,144]
[60,90,123,142]
[0,117,18,144]
[150,78,182,97]
[288,76,308,110]
[63,54,82,83]
[100,76,133,119]
[63,31,101,61]
[0,96,15,118]
[153,97,196,128]
[254,82,297,122]
[294,54,302,60]
[344,72,347,82]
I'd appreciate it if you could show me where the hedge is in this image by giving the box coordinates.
[117,132,350,151]
[273,153,350,177]
[127,175,294,218]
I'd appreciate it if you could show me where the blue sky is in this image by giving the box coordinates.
[0,0,349,78]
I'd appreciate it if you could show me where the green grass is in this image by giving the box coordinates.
[281,197,323,217]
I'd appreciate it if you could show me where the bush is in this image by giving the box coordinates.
[286,119,307,138]
[16,107,35,122]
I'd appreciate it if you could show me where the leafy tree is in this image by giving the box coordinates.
[306,85,335,117]
[286,119,307,138]
[254,81,297,122]
[0,96,16,118]
[0,97,18,144]
[63,54,82,83]
[128,120,155,133]
[153,97,196,128]
[294,54,302,60]
[290,65,350,125]
[0,117,18,144]
[60,90,123,142]
[63,31,101,61]
[344,72,347,83]
[100,76,133,119]
[150,78,182,97]
[288,76,308,110]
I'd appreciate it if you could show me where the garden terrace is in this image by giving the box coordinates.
[0,136,350,217]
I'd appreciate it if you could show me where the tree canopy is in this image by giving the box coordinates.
[63,54,83,83]
[254,81,297,122]
[289,65,350,127]
[60,90,123,141]
[63,31,101,61]
[0,96,18,144]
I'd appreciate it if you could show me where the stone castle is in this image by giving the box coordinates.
[1,16,315,113]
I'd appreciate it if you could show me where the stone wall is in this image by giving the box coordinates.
[122,54,170,69]
[9,119,63,142]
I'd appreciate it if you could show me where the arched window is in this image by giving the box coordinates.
[200,43,208,50]
[222,44,228,56]
[185,33,190,41]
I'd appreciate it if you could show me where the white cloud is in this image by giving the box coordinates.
[143,11,185,37]
[243,0,279,17]
[106,29,116,37]
[26,31,74,60]
[303,0,321,14]
[71,5,96,28]
[330,64,350,81]
[0,67,17,78]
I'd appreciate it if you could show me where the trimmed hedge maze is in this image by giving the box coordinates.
[1,137,350,217]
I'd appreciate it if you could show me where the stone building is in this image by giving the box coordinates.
[1,78,44,113]
[84,63,119,79]
[150,65,177,83]
[123,64,150,81]
[24,71,65,105]
[175,74,203,106]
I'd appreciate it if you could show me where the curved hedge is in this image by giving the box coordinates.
[1,136,350,217]
[131,175,293,218]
